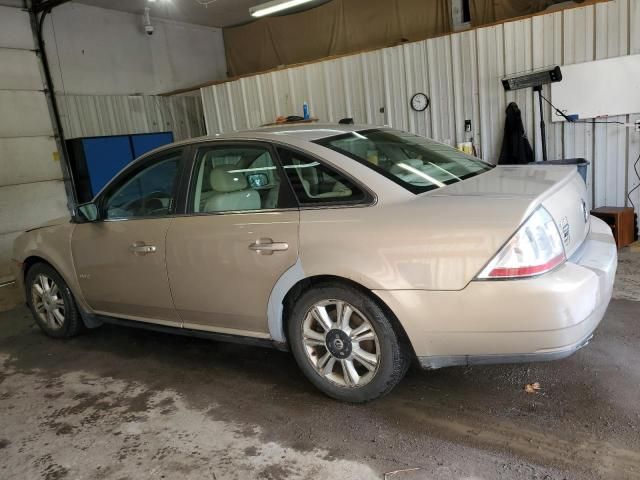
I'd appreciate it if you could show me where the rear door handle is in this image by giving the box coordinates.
[249,238,289,255]
[129,242,157,255]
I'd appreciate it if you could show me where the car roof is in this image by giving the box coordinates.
[161,123,383,150]
[132,123,389,167]
[226,123,381,142]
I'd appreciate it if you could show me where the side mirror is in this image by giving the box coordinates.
[247,173,269,188]
[74,203,99,223]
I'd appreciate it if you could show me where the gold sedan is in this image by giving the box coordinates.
[12,125,617,402]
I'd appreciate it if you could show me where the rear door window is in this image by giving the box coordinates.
[190,145,291,213]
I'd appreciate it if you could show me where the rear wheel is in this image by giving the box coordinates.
[288,284,410,403]
[26,263,84,338]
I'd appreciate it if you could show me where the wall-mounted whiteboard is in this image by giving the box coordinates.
[551,54,640,122]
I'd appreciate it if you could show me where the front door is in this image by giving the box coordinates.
[166,143,299,337]
[72,148,185,325]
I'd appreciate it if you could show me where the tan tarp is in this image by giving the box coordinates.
[224,0,452,77]
[469,0,585,27]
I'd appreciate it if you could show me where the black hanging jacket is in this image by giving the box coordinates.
[499,102,534,165]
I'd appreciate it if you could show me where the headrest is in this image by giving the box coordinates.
[210,167,247,193]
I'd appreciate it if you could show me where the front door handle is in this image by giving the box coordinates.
[249,238,289,255]
[129,242,157,255]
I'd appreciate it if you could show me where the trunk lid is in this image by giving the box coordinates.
[430,164,590,257]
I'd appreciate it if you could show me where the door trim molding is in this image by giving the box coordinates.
[91,314,289,351]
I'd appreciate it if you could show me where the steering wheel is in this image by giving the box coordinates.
[125,191,171,216]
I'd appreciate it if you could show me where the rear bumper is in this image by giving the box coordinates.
[374,216,617,369]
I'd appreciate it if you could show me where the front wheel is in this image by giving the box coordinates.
[26,263,84,338]
[288,284,410,403]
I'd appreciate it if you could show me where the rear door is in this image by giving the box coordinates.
[165,142,299,337]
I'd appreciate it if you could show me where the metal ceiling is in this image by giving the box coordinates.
[76,0,331,28]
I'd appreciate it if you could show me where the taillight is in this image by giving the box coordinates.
[477,207,566,280]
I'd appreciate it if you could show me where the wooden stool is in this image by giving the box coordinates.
[591,207,636,249]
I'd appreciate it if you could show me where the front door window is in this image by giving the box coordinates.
[103,152,181,219]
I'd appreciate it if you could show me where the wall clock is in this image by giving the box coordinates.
[410,93,430,112]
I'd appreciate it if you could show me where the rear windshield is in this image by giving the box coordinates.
[315,129,494,194]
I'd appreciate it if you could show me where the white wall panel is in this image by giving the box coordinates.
[0,181,67,234]
[593,0,629,208]
[0,91,53,137]
[161,95,206,140]
[58,94,205,141]
[226,80,248,132]
[629,0,640,212]
[360,51,386,125]
[286,66,307,118]
[451,30,481,149]
[200,1,640,231]
[504,19,534,145]
[563,5,596,202]
[426,36,457,146]
[263,71,283,122]
[0,137,61,186]
[238,77,262,130]
[341,55,367,123]
[0,5,68,281]
[0,49,42,91]
[47,2,227,96]
[531,11,563,162]
[477,24,506,161]
[403,41,432,138]
[382,46,410,131]
[0,6,34,50]
[324,59,349,122]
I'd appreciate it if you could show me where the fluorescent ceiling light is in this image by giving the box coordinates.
[250,0,315,18]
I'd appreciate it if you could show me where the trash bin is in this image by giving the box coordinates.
[530,158,590,185]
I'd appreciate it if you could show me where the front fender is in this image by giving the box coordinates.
[12,223,92,315]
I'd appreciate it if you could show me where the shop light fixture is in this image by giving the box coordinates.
[250,0,315,18]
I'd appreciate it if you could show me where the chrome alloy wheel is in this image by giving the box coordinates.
[31,273,65,330]
[302,300,380,388]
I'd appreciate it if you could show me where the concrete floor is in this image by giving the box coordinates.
[0,298,639,480]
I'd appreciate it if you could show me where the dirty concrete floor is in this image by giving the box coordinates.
[615,246,640,302]
[0,300,639,480]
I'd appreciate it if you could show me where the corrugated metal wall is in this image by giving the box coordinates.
[201,0,640,223]
[0,5,68,283]
[58,94,206,142]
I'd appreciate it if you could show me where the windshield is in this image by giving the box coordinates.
[316,129,494,194]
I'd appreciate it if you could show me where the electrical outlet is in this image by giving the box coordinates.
[636,120,640,132]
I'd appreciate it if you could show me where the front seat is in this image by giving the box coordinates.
[204,167,260,212]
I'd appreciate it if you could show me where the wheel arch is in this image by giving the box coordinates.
[268,265,415,358]
[22,255,54,282]
[21,254,99,329]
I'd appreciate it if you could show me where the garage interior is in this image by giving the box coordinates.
[1,0,639,478]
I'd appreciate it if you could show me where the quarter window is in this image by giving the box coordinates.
[191,146,286,213]
[103,151,181,219]
[277,148,367,205]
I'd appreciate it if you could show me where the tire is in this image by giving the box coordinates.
[25,263,85,338]
[288,284,410,403]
